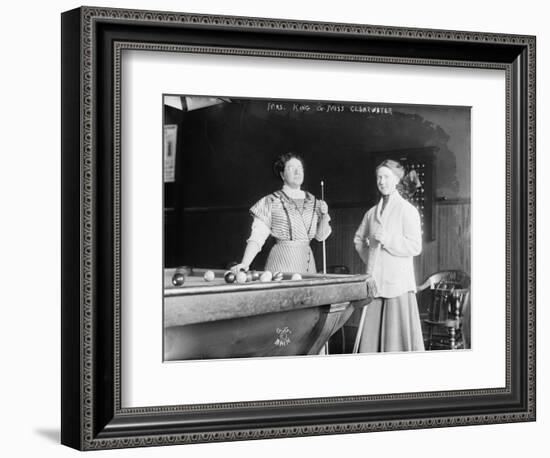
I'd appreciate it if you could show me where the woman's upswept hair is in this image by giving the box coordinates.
[375,159,405,180]
[376,158,421,198]
[273,152,305,180]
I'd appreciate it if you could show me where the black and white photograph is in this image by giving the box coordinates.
[1,0,546,454]
[163,95,471,361]
[52,1,539,454]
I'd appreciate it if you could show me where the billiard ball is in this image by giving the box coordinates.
[236,271,247,284]
[203,270,215,282]
[224,271,236,283]
[250,270,260,281]
[259,271,273,282]
[273,271,284,281]
[291,273,302,281]
[245,271,253,282]
[172,272,186,286]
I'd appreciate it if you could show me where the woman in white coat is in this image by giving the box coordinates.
[354,159,425,352]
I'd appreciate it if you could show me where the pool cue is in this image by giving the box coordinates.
[321,180,329,355]
[321,180,327,275]
[353,238,382,353]
[353,304,368,353]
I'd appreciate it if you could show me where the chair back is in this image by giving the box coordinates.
[417,270,470,292]
[418,270,470,350]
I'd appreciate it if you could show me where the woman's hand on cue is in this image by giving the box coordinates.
[319,200,329,216]
[231,263,249,274]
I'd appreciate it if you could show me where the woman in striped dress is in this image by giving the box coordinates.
[232,153,332,274]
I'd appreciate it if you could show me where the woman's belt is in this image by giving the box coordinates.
[275,240,310,246]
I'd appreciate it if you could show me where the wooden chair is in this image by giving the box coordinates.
[417,270,470,350]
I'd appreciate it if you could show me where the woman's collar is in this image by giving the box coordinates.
[282,184,306,199]
[375,190,400,221]
[381,190,399,202]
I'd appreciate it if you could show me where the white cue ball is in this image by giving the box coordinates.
[259,271,273,282]
[236,271,248,284]
[291,273,302,281]
[203,270,215,282]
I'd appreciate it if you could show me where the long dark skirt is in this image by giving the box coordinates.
[358,292,425,353]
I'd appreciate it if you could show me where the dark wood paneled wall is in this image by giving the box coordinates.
[416,200,471,284]
[312,207,367,274]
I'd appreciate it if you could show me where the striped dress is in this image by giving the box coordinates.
[249,190,331,273]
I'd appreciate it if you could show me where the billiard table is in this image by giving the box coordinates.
[164,267,370,361]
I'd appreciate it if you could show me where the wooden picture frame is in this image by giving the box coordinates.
[61,6,535,450]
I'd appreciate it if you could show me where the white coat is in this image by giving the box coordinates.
[354,191,422,298]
